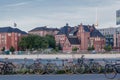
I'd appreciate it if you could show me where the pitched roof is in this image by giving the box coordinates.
[0,27,27,34]
[90,30,104,37]
[57,23,74,35]
[82,25,90,32]
[69,29,78,36]
[68,37,80,45]
[57,23,104,38]
[29,26,59,32]
[69,25,90,36]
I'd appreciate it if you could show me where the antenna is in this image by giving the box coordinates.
[95,7,98,27]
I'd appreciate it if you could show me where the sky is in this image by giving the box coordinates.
[0,0,120,32]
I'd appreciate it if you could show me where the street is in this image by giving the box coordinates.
[0,74,120,80]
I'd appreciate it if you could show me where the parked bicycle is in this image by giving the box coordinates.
[103,59,120,79]
[74,55,88,74]
[87,59,102,73]
[74,55,102,74]
[0,58,16,75]
[45,59,58,74]
[29,59,45,74]
[17,58,30,74]
[63,58,75,74]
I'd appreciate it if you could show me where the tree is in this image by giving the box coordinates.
[91,45,95,50]
[41,38,49,49]
[19,36,28,50]
[72,47,78,51]
[19,34,56,51]
[45,35,56,49]
[34,36,42,49]
[1,47,5,52]
[9,46,15,54]
[87,45,95,51]
[1,47,5,54]
[104,45,112,51]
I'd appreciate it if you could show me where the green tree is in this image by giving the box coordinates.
[34,36,42,49]
[45,35,56,49]
[1,47,5,54]
[1,47,5,51]
[19,34,56,51]
[91,45,95,50]
[9,46,15,54]
[104,45,112,51]
[41,38,48,49]
[72,47,78,51]
[19,36,28,50]
[87,45,95,51]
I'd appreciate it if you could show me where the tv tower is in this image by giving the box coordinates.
[95,8,98,27]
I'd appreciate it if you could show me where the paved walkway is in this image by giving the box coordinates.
[0,74,120,80]
[0,54,120,59]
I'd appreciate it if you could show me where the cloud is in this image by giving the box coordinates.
[3,1,30,7]
[0,0,120,32]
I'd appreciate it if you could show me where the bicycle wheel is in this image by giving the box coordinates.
[0,63,4,74]
[64,64,74,74]
[46,63,58,74]
[19,64,28,74]
[104,64,117,79]
[30,64,45,74]
[74,64,86,74]
[7,63,15,74]
[90,63,102,73]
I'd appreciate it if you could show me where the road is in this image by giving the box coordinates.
[0,74,120,80]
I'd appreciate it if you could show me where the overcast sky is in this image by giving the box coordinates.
[0,0,120,32]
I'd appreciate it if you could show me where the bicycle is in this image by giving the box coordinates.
[45,59,58,74]
[103,59,120,79]
[17,58,30,74]
[63,59,75,74]
[0,61,16,75]
[87,59,102,73]
[74,55,87,74]
[29,59,45,74]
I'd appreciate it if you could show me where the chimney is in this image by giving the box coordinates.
[14,23,17,27]
[80,23,82,26]
[66,23,69,26]
[90,24,95,32]
[87,25,90,29]
[68,27,71,33]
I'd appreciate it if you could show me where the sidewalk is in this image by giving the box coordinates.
[0,54,120,59]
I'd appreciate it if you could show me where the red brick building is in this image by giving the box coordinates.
[28,26,59,37]
[0,27,27,51]
[55,23,105,52]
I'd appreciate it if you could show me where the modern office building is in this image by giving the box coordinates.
[116,9,120,25]
[98,27,120,48]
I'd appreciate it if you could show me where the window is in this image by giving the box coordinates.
[18,33,21,36]
[15,37,17,40]
[8,33,11,36]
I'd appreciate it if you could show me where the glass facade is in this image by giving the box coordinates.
[116,10,120,25]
